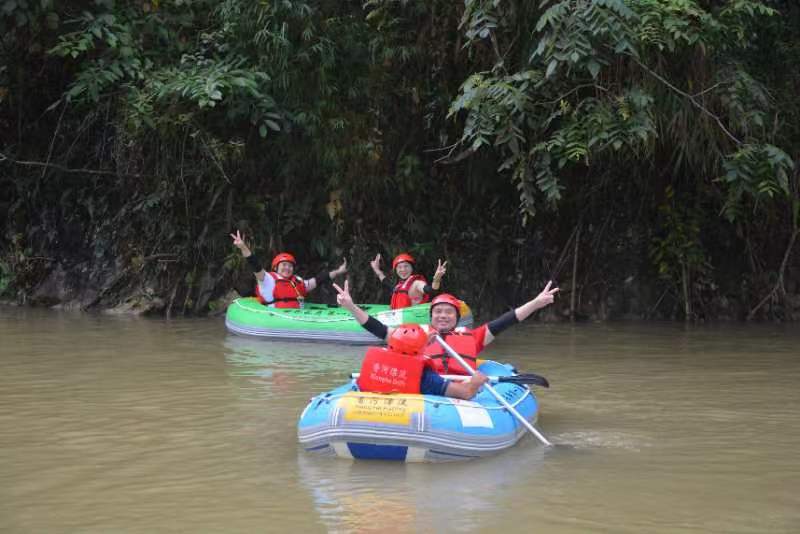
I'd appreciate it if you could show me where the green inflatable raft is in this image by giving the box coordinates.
[225,297,473,344]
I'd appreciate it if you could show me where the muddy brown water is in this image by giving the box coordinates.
[1,306,798,533]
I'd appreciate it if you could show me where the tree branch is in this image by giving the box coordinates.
[747,228,799,320]
[626,53,742,146]
[0,151,149,178]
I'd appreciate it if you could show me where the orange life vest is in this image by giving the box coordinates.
[422,330,479,375]
[255,272,307,308]
[390,274,430,309]
[356,346,433,394]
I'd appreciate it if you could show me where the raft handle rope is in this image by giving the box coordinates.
[234,298,370,323]
[311,387,532,412]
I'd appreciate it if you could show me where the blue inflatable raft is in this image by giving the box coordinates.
[297,361,539,462]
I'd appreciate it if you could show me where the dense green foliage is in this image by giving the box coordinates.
[1,0,798,320]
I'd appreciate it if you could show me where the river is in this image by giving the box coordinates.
[1,306,798,533]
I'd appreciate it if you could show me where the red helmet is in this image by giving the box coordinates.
[388,323,429,355]
[271,252,297,270]
[392,253,415,270]
[430,293,461,319]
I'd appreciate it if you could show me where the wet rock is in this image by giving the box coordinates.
[193,267,217,314]
[30,263,69,307]
[104,291,165,316]
[208,289,239,316]
[30,263,94,309]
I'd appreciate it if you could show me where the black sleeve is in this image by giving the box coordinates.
[314,270,330,284]
[246,253,262,273]
[361,315,388,340]
[422,284,434,295]
[380,277,393,289]
[487,310,519,336]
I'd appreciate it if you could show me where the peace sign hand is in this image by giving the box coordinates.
[333,280,355,310]
[532,280,560,310]
[370,253,383,275]
[230,230,246,249]
[433,259,448,281]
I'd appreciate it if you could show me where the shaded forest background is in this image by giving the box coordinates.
[1,0,798,321]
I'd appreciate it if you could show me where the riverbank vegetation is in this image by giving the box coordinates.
[1,0,798,320]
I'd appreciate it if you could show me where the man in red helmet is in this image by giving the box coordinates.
[230,230,347,308]
[334,279,559,374]
[369,252,447,309]
[356,324,489,400]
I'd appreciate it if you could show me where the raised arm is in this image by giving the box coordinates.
[307,258,348,291]
[415,258,448,298]
[370,253,384,280]
[230,230,266,281]
[370,253,393,290]
[431,259,447,291]
[334,280,392,342]
[485,281,560,339]
[515,280,559,321]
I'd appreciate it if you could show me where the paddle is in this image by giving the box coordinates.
[349,372,549,388]
[433,334,553,447]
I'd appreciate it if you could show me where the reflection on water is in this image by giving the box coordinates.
[222,335,364,403]
[298,445,547,533]
[224,335,364,377]
[2,306,799,533]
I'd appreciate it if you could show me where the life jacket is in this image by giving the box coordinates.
[356,346,433,394]
[255,272,307,308]
[390,274,430,309]
[422,329,479,375]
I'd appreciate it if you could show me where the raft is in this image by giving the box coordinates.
[225,297,473,344]
[297,360,539,462]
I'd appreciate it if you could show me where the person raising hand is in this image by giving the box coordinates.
[231,229,346,309]
[369,252,448,309]
[334,279,559,375]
